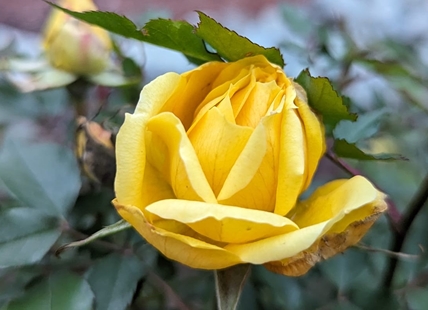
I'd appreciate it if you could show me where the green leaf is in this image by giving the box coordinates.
[0,139,81,217]
[56,220,131,256]
[86,253,146,310]
[47,4,221,64]
[0,268,41,306]
[47,3,146,41]
[143,18,222,63]
[295,69,356,131]
[320,248,369,291]
[6,271,94,310]
[333,109,387,143]
[349,286,400,310]
[406,288,428,310]
[333,139,404,161]
[195,12,285,67]
[0,207,60,268]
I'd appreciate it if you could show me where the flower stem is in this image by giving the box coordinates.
[215,264,251,310]
[66,78,91,117]
[383,172,428,287]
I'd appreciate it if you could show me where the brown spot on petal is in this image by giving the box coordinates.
[264,202,387,277]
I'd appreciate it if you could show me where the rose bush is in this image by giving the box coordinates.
[42,0,112,75]
[113,55,387,276]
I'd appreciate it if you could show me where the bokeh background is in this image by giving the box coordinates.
[1,0,428,309]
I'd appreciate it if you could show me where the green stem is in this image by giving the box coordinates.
[215,264,251,310]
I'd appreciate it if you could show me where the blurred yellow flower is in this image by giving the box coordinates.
[42,0,112,75]
[113,55,387,276]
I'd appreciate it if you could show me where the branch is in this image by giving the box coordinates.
[383,172,428,287]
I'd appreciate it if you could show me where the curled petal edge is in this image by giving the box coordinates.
[264,199,387,276]
[113,200,243,270]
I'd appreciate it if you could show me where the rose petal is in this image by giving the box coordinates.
[225,176,385,264]
[160,62,228,129]
[293,82,326,191]
[265,192,387,276]
[139,163,176,215]
[291,176,380,227]
[145,199,298,243]
[146,112,217,203]
[114,201,243,269]
[229,72,256,118]
[218,113,281,212]
[191,68,253,127]
[188,107,253,196]
[235,80,281,128]
[225,220,331,264]
[134,72,181,117]
[115,73,181,209]
[274,102,306,216]
[114,114,147,209]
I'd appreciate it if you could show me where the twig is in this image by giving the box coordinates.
[325,150,402,231]
[383,172,428,287]
[355,243,420,261]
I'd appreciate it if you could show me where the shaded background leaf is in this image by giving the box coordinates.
[5,271,94,310]
[0,207,60,268]
[333,109,387,143]
[333,139,404,161]
[86,253,146,310]
[0,138,81,217]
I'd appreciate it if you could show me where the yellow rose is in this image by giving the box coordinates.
[113,55,387,276]
[42,0,112,75]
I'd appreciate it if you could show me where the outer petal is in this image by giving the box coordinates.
[115,73,181,209]
[188,107,253,196]
[265,177,387,276]
[291,176,379,227]
[114,201,243,269]
[225,220,331,264]
[225,176,386,265]
[265,196,386,276]
[114,113,147,209]
[293,82,326,191]
[145,199,298,244]
[274,98,306,216]
[146,112,217,203]
[134,72,181,117]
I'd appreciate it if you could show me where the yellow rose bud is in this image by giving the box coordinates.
[42,0,112,75]
[113,55,387,276]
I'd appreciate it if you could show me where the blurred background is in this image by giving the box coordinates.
[1,0,428,309]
